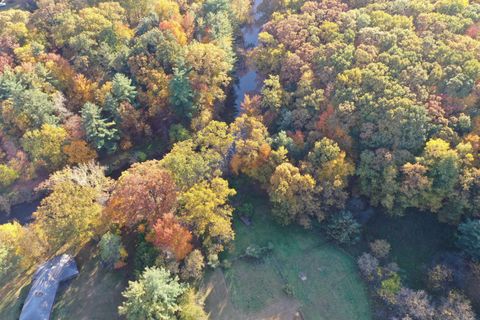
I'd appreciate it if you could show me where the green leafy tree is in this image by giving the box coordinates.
[111,73,137,104]
[118,267,186,320]
[325,211,361,245]
[81,102,119,154]
[357,149,399,213]
[260,75,283,112]
[169,67,195,119]
[6,88,59,132]
[105,73,137,119]
[99,232,123,269]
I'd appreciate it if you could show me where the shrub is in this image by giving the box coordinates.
[369,239,391,258]
[283,283,295,296]
[98,232,123,269]
[357,253,379,281]
[135,151,147,162]
[155,252,180,275]
[378,273,402,304]
[326,211,361,245]
[242,242,274,260]
[133,234,159,277]
[178,288,208,320]
[238,202,254,218]
[180,250,205,281]
[0,245,13,276]
[427,264,453,293]
[169,124,191,144]
[0,164,19,188]
[207,253,219,268]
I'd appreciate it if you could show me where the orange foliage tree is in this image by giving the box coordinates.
[106,161,177,228]
[150,212,193,261]
[63,140,97,165]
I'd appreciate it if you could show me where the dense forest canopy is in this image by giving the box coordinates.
[253,0,480,223]
[2,0,480,319]
[0,0,248,211]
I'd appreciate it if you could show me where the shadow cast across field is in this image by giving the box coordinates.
[51,245,128,320]
[202,198,372,320]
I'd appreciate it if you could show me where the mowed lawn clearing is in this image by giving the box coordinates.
[202,192,372,320]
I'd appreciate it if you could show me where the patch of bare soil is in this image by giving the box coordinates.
[248,296,301,320]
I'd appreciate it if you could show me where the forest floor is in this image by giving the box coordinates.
[202,184,372,320]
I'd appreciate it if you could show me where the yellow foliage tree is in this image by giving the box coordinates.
[21,124,68,170]
[34,181,104,254]
[268,162,317,227]
[179,177,236,256]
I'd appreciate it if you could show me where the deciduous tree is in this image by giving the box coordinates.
[21,124,67,170]
[150,213,193,261]
[106,161,177,228]
[179,177,236,256]
[268,162,316,227]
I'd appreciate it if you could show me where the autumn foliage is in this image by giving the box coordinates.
[106,161,177,228]
[150,213,193,261]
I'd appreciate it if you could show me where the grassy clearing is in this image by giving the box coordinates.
[204,182,372,320]
[364,210,455,288]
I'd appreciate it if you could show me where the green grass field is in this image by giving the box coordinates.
[203,183,372,320]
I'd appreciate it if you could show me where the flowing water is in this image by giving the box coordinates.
[0,200,40,225]
[233,0,264,110]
